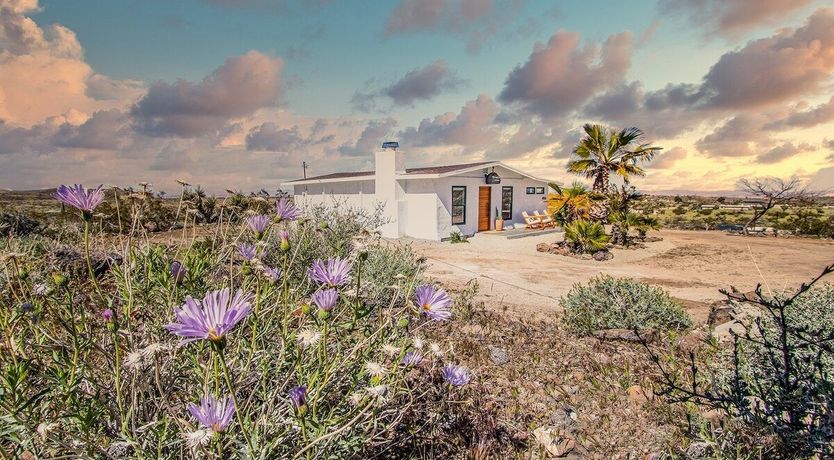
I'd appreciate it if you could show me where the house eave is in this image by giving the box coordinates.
[281,174,375,187]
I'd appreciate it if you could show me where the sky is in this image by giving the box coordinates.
[0,0,833,194]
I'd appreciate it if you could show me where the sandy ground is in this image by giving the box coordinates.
[406,230,834,324]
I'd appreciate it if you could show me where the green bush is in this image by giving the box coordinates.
[563,219,609,253]
[560,275,692,334]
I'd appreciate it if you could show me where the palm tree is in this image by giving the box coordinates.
[564,219,609,254]
[567,124,662,193]
[546,182,598,224]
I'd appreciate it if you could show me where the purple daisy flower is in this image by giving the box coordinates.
[414,285,452,321]
[275,197,299,222]
[188,395,235,433]
[289,386,307,410]
[101,308,114,321]
[170,261,187,284]
[237,243,259,261]
[308,258,352,287]
[263,266,282,283]
[165,288,253,345]
[246,214,270,237]
[52,184,105,216]
[311,288,338,312]
[441,364,470,386]
[402,351,423,366]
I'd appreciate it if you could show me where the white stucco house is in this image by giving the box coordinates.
[282,143,554,241]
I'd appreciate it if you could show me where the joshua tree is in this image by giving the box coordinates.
[737,177,817,235]
[567,124,662,193]
[546,182,598,224]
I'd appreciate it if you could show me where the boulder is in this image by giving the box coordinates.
[626,384,654,404]
[488,346,510,365]
[592,250,613,261]
[592,328,657,342]
[707,302,734,327]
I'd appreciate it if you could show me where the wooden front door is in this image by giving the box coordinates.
[478,186,491,231]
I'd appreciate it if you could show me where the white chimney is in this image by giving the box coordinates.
[375,142,404,238]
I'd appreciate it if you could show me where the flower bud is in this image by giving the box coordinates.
[51,273,68,287]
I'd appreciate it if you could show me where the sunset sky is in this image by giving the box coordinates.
[1,0,833,194]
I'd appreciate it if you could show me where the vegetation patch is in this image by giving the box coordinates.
[561,275,692,334]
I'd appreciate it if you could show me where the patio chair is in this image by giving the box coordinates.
[534,210,557,228]
[521,211,543,229]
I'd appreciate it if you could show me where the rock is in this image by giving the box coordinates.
[52,248,123,279]
[536,243,551,253]
[532,426,577,457]
[592,250,613,261]
[702,409,724,423]
[488,346,510,365]
[675,327,709,353]
[550,405,578,429]
[626,385,653,404]
[707,302,734,327]
[592,328,657,342]
[684,441,714,459]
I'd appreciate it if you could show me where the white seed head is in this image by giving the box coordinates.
[366,384,388,399]
[365,361,387,377]
[381,344,400,357]
[429,342,443,356]
[297,329,322,349]
[124,351,144,370]
[183,429,213,448]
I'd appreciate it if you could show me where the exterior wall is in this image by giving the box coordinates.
[290,164,550,241]
[292,180,379,214]
[401,166,550,240]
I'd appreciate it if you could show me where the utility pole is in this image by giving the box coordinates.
[302,161,309,179]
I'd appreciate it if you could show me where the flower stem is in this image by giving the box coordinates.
[111,328,126,433]
[216,349,256,455]
[83,219,104,303]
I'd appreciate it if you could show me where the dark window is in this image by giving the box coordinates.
[451,186,466,225]
[501,186,513,220]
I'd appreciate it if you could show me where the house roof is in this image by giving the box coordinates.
[282,160,551,186]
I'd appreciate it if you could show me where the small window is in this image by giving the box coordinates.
[535,186,545,194]
[451,186,466,225]
[501,186,513,220]
[526,187,536,194]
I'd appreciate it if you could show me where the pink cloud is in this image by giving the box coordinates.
[659,0,812,38]
[131,51,285,137]
[498,30,632,118]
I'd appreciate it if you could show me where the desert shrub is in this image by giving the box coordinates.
[563,219,609,253]
[449,231,469,243]
[0,195,474,458]
[648,267,834,459]
[561,275,692,334]
[93,188,176,233]
[453,279,481,321]
[0,212,41,237]
[360,242,426,311]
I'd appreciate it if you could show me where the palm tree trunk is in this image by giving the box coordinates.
[592,169,609,193]
[610,224,623,246]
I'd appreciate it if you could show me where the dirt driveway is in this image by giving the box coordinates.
[406,230,834,324]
